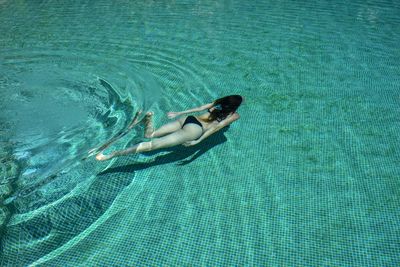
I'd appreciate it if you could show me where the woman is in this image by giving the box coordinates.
[96,95,243,161]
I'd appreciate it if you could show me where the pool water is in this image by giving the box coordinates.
[0,0,399,266]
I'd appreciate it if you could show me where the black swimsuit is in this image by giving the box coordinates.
[182,115,203,128]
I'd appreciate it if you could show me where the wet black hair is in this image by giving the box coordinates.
[208,95,243,122]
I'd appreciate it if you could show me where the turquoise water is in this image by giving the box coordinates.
[1,0,399,266]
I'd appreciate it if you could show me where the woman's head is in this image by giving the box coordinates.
[208,95,243,122]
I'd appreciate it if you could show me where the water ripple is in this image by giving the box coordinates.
[0,48,161,213]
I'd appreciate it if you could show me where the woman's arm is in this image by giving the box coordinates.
[167,102,214,119]
[183,112,240,146]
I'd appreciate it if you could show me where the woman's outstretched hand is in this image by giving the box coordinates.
[167,112,179,119]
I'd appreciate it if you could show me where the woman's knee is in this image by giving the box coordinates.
[144,131,154,138]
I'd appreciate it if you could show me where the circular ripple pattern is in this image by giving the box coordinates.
[0,2,225,265]
[0,49,161,264]
[0,49,161,199]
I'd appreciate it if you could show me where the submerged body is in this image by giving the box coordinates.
[96,95,242,161]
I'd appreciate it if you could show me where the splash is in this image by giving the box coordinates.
[0,49,161,224]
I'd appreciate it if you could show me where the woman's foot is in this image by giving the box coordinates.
[144,112,154,138]
[96,151,115,161]
[128,110,143,129]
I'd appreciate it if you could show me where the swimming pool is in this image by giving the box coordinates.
[0,0,399,266]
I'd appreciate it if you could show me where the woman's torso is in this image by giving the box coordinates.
[197,112,219,130]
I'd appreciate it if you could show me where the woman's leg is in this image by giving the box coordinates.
[144,112,184,138]
[96,124,202,160]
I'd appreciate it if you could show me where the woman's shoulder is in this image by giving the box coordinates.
[198,112,211,120]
